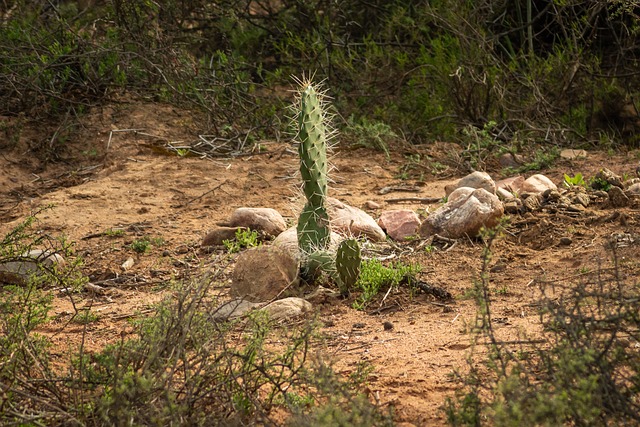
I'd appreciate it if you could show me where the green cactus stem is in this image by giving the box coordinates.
[336,238,361,296]
[296,81,331,254]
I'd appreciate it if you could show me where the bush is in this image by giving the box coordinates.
[0,212,389,426]
[445,228,640,426]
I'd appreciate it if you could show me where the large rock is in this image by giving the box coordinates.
[202,226,243,247]
[273,227,343,259]
[445,171,496,196]
[377,210,421,241]
[521,174,557,194]
[326,197,386,241]
[211,297,312,322]
[231,246,299,302]
[0,249,65,285]
[419,187,503,239]
[228,207,287,237]
[495,176,525,199]
[262,297,312,320]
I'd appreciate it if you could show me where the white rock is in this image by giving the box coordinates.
[419,187,503,239]
[262,297,312,320]
[326,197,386,241]
[445,171,496,196]
[228,207,287,237]
[0,249,66,285]
[521,174,557,194]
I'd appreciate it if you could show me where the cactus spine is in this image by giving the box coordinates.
[296,82,330,254]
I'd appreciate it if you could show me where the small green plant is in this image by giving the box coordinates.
[589,176,612,191]
[129,238,151,254]
[563,172,585,187]
[104,228,125,237]
[223,228,260,253]
[353,259,420,310]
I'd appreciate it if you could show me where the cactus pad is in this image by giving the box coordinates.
[336,239,361,295]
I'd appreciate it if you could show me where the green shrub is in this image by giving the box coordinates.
[445,227,640,426]
[353,259,420,310]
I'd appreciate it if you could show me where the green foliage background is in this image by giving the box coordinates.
[2,0,639,147]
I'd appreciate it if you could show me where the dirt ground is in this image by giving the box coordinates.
[2,103,640,425]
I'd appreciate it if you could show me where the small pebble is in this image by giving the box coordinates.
[383,321,394,331]
[559,237,572,246]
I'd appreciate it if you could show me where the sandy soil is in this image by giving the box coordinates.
[1,103,639,425]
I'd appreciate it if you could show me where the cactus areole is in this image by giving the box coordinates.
[297,82,331,254]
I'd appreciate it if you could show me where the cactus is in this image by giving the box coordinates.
[296,82,331,254]
[294,78,361,290]
[335,239,361,296]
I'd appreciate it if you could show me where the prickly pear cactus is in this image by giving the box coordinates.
[296,81,331,254]
[336,238,361,295]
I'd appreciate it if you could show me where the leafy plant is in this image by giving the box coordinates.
[353,259,420,310]
[129,238,151,254]
[563,172,586,187]
[223,228,260,253]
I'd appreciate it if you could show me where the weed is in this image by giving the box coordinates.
[104,228,125,237]
[563,172,586,187]
[223,228,260,253]
[129,238,151,254]
[590,176,612,191]
[353,259,420,310]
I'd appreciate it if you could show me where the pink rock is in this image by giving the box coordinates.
[228,207,287,237]
[496,176,525,197]
[377,210,421,241]
[521,174,557,194]
[326,197,386,242]
[419,188,503,239]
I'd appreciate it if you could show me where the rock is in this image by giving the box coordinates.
[231,246,300,302]
[305,285,340,303]
[498,153,524,168]
[496,176,525,198]
[559,237,573,246]
[522,193,543,212]
[211,297,312,321]
[0,249,66,285]
[567,190,590,208]
[212,299,259,321]
[521,174,557,194]
[202,226,243,247]
[503,199,522,214]
[228,207,287,237]
[419,187,503,239]
[121,257,135,271]
[377,210,421,241]
[560,149,587,159]
[363,200,382,210]
[262,297,312,320]
[626,183,640,195]
[273,227,343,259]
[608,186,630,207]
[445,171,496,196]
[326,197,386,242]
[594,168,623,189]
